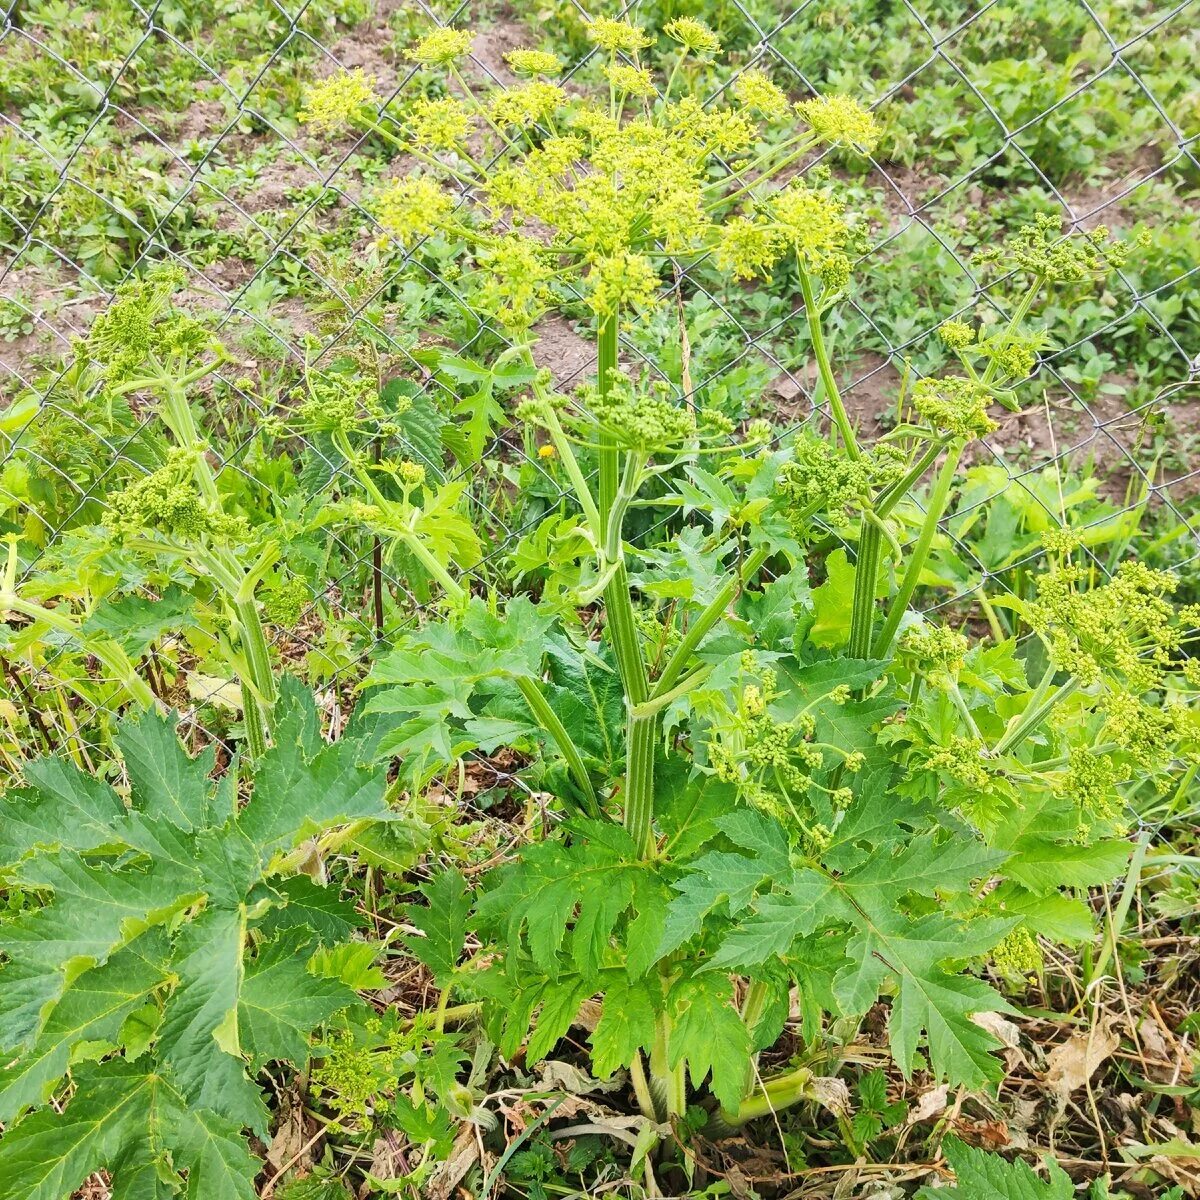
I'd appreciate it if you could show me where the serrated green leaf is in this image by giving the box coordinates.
[917,1137,1074,1199]
[526,975,593,1066]
[116,710,214,832]
[167,1104,258,1200]
[475,822,643,979]
[1003,836,1130,892]
[81,586,195,657]
[658,850,773,958]
[0,756,126,868]
[666,974,750,1113]
[0,855,199,1050]
[0,1062,167,1200]
[403,870,471,986]
[157,907,265,1135]
[236,731,386,856]
[0,931,169,1121]
[256,876,363,944]
[238,934,356,1067]
[591,975,657,1078]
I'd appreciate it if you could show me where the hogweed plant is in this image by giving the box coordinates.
[0,16,1197,1198]
[45,270,282,758]
[289,17,1200,1141]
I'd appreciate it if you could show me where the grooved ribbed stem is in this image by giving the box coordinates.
[597,317,620,522]
[848,521,883,660]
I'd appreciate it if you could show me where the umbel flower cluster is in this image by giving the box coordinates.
[300,18,882,330]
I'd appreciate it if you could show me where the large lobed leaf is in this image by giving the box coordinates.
[0,687,389,1198]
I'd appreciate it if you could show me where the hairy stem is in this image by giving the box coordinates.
[596,316,620,521]
[711,1065,820,1131]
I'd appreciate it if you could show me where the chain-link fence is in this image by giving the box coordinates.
[1,0,1198,766]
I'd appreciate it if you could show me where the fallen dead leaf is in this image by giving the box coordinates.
[1045,1014,1121,1103]
[972,1010,1021,1049]
[907,1084,950,1125]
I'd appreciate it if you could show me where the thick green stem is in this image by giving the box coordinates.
[993,677,1079,757]
[872,442,963,658]
[624,712,657,859]
[739,979,770,1098]
[515,677,599,818]
[233,594,276,760]
[596,317,620,521]
[711,1065,820,1131]
[2,593,157,709]
[648,1006,687,1121]
[798,266,858,461]
[848,520,883,660]
[161,381,220,508]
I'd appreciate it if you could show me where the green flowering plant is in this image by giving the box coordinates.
[287,20,1196,1144]
[70,267,280,757]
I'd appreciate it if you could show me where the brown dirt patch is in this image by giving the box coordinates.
[769,352,903,436]
[531,314,595,389]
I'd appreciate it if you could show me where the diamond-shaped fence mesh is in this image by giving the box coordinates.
[1,0,1197,776]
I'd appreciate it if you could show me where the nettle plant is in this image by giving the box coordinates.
[294,19,1200,1133]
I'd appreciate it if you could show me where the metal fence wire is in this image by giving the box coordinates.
[1,0,1198,764]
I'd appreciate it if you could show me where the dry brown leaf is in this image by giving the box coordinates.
[536,1059,623,1095]
[1044,1015,1121,1102]
[426,1126,481,1200]
[907,1084,950,1125]
[972,1010,1021,1049]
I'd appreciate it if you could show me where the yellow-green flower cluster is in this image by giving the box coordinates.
[406,27,474,66]
[604,62,655,99]
[585,373,695,451]
[733,69,790,119]
[504,48,561,76]
[298,369,381,432]
[939,318,975,351]
[715,216,783,280]
[978,332,1038,380]
[473,235,554,331]
[588,249,661,318]
[992,927,1042,977]
[585,17,652,53]
[107,449,246,543]
[923,734,993,791]
[1100,691,1196,772]
[796,94,881,152]
[490,81,564,129]
[375,176,454,247]
[664,16,721,56]
[299,68,377,131]
[407,96,472,151]
[900,624,970,676]
[1029,561,1183,692]
[1057,746,1124,824]
[981,213,1131,284]
[262,576,310,629]
[912,376,997,439]
[771,181,856,287]
[84,266,213,383]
